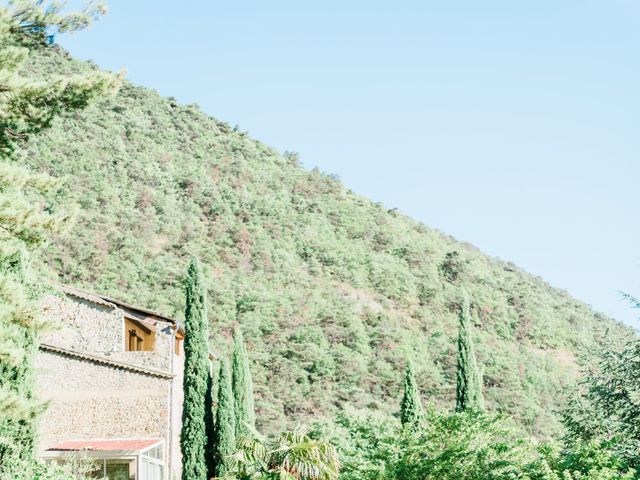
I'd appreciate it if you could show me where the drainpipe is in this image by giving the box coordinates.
[168,323,177,480]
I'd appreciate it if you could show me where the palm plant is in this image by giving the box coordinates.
[222,425,340,480]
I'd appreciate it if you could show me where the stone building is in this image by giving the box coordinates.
[36,285,186,480]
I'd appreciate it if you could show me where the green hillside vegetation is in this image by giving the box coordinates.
[18,45,628,438]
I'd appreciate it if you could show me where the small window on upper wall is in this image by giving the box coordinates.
[175,331,184,356]
[124,317,156,352]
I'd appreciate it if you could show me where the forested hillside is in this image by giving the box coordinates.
[20,46,626,438]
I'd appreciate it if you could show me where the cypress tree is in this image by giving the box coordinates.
[204,364,216,480]
[231,327,255,436]
[212,358,236,478]
[180,259,210,480]
[455,292,484,412]
[400,361,424,429]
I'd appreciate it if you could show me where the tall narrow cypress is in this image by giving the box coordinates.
[181,259,210,480]
[204,364,216,480]
[232,327,255,436]
[212,358,236,478]
[455,292,484,412]
[400,361,424,429]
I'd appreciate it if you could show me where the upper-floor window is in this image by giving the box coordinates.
[175,330,184,356]
[124,317,156,352]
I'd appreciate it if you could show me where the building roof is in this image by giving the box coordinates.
[56,284,116,309]
[50,283,222,351]
[99,293,179,325]
[55,283,180,326]
[46,438,162,453]
[40,343,175,379]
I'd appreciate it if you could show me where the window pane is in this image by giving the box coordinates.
[145,445,163,460]
[105,460,132,480]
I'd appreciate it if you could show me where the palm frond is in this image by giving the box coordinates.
[226,424,339,480]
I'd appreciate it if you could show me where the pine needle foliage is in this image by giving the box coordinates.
[0,1,118,472]
[455,292,484,412]
[0,1,117,156]
[400,361,423,429]
[212,357,236,478]
[562,333,640,471]
[232,327,255,437]
[181,258,211,480]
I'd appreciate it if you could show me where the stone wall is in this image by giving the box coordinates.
[40,294,122,354]
[108,341,173,372]
[40,293,175,372]
[36,350,171,466]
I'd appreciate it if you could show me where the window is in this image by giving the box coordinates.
[128,329,143,351]
[175,331,184,356]
[104,460,133,480]
[139,458,163,480]
[124,318,156,352]
[144,444,163,460]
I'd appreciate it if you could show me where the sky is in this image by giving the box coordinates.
[58,1,639,326]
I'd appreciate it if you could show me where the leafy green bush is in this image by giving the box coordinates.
[12,457,103,480]
[333,408,636,480]
[535,441,636,480]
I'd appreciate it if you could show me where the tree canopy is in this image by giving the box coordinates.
[0,1,118,472]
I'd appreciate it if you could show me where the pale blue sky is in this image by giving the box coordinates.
[58,1,639,326]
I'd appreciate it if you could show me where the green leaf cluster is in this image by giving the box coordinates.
[224,425,339,480]
[336,408,636,480]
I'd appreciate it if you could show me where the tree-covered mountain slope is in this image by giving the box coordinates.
[20,46,627,438]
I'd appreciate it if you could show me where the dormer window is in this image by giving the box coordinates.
[124,317,156,352]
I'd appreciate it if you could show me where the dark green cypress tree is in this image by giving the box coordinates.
[204,363,216,480]
[212,358,236,478]
[455,292,484,412]
[232,327,255,436]
[180,259,210,480]
[400,361,424,429]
